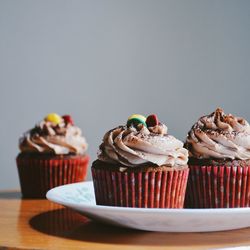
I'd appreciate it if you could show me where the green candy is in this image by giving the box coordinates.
[127,114,147,127]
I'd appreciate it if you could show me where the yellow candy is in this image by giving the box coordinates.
[128,114,146,122]
[127,114,147,127]
[45,113,62,125]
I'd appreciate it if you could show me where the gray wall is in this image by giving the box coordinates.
[0,0,250,189]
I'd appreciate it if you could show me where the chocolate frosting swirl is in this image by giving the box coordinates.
[98,123,188,167]
[185,108,250,160]
[19,120,88,155]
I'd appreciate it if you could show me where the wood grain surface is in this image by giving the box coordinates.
[1,190,250,250]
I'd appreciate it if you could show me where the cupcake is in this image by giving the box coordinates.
[91,114,189,208]
[17,113,89,198]
[185,108,250,208]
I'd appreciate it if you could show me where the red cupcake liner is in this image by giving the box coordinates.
[185,165,250,208]
[92,167,189,208]
[17,155,89,198]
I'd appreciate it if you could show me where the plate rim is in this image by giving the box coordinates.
[46,181,250,215]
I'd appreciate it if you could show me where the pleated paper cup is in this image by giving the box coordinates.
[185,165,250,208]
[91,161,189,208]
[16,154,89,198]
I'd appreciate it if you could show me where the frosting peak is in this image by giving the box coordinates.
[186,108,250,160]
[98,114,188,167]
[198,108,250,133]
[19,114,88,155]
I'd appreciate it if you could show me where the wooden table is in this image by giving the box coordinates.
[1,191,250,250]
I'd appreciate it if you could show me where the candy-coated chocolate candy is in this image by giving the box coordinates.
[128,114,146,121]
[127,114,147,127]
[62,115,74,125]
[45,113,62,125]
[146,114,159,127]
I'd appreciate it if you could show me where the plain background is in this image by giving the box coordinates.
[0,0,250,189]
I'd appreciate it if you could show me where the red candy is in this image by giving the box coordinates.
[62,115,74,125]
[146,114,159,127]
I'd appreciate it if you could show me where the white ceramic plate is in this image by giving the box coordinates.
[46,181,250,232]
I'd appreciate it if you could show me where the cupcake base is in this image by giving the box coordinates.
[185,163,250,208]
[17,153,89,198]
[92,160,189,208]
